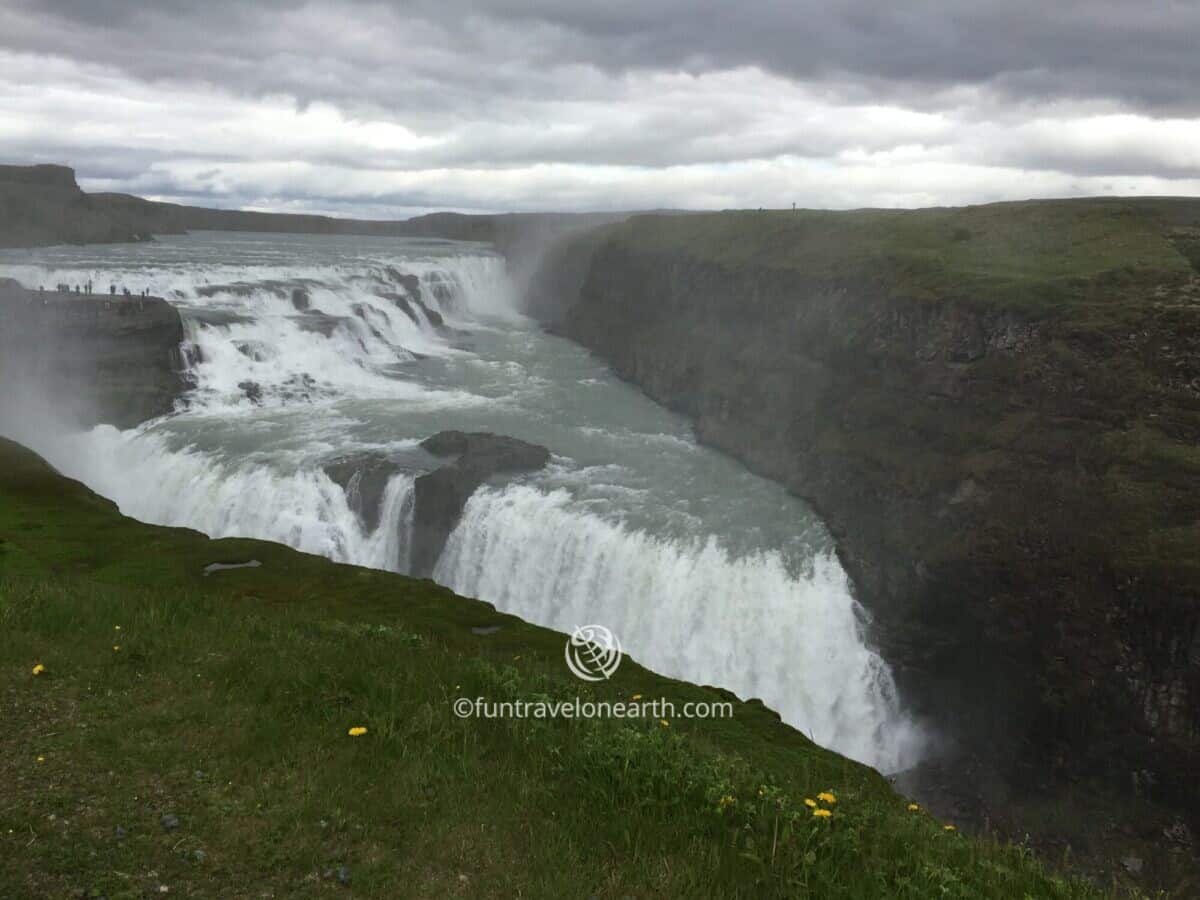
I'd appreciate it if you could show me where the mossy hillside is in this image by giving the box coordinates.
[0,438,1127,898]
[611,199,1200,316]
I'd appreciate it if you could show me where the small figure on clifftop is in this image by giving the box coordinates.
[109,284,116,296]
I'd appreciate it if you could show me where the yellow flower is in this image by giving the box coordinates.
[113,645,121,652]
[36,756,45,764]
[31,663,45,675]
[804,798,817,808]
[658,719,670,728]
[943,824,956,832]
[347,726,368,737]
[813,808,832,818]
[717,794,736,810]
[630,693,643,701]
[907,803,920,812]
[817,791,837,805]
[114,625,121,631]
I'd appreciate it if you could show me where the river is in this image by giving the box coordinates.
[0,230,922,772]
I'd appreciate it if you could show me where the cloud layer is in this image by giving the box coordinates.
[2,0,1199,215]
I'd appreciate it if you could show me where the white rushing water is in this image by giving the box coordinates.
[0,231,923,772]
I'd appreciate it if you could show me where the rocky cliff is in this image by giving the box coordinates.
[0,165,150,247]
[529,201,1200,846]
[0,279,187,429]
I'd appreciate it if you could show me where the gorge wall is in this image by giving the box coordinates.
[0,280,187,431]
[527,203,1200,825]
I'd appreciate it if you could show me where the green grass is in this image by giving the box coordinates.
[0,437,1142,898]
[612,198,1200,316]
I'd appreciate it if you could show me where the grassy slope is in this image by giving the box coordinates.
[618,198,1200,317]
[0,437,1133,899]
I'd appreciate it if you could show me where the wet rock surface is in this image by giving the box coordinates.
[0,278,187,429]
[323,453,402,533]
[410,431,551,576]
[320,432,549,576]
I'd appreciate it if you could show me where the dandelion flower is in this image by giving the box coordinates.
[113,645,121,652]
[347,726,368,737]
[658,719,670,728]
[813,808,832,818]
[36,756,45,764]
[907,803,920,812]
[631,693,643,701]
[804,798,817,808]
[817,791,837,805]
[943,824,956,832]
[114,625,121,631]
[31,664,45,676]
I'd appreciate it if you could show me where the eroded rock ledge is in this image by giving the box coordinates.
[0,279,187,429]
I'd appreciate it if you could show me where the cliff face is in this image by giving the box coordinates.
[535,203,1200,823]
[0,280,187,429]
[0,165,148,247]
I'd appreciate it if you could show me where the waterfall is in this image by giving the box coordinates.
[435,485,922,772]
[3,234,923,773]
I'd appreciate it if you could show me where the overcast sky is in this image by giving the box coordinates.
[3,0,1200,217]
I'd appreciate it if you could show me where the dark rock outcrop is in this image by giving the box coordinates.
[321,434,550,575]
[376,292,446,329]
[410,431,550,576]
[0,279,187,428]
[385,268,423,299]
[0,165,143,248]
[324,452,401,532]
[237,381,263,405]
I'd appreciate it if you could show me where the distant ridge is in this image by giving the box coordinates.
[0,163,633,251]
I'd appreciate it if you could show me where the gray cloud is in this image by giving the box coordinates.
[14,0,1200,112]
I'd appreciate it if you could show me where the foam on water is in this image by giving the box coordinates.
[436,485,922,771]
